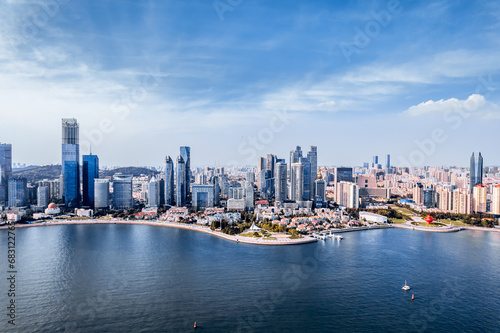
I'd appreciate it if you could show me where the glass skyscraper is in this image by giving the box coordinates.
[82,154,99,207]
[8,177,27,208]
[64,161,80,208]
[180,146,191,203]
[307,146,317,197]
[0,142,12,206]
[176,155,186,207]
[112,174,133,210]
[470,152,484,193]
[61,118,80,202]
[165,156,175,206]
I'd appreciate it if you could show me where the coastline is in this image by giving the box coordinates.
[1,220,498,244]
[0,219,318,246]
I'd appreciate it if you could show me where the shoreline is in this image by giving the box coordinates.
[1,220,498,244]
[0,219,318,246]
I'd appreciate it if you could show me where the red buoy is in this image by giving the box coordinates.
[194,322,197,328]
[412,294,415,300]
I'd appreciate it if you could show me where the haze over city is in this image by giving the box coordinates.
[1,0,500,166]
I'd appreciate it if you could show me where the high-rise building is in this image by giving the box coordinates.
[336,181,359,208]
[492,185,500,215]
[372,155,378,168]
[290,162,304,202]
[94,178,110,209]
[289,146,302,178]
[266,154,276,176]
[314,174,326,202]
[112,174,133,210]
[61,118,80,201]
[0,143,12,206]
[37,186,49,208]
[307,146,318,197]
[147,177,160,208]
[300,157,311,201]
[8,177,27,207]
[180,146,191,203]
[82,154,99,207]
[413,183,424,205]
[165,156,175,206]
[257,157,266,192]
[64,161,80,208]
[244,182,254,210]
[386,154,391,169]
[423,187,435,208]
[472,184,487,213]
[192,184,215,210]
[275,161,287,202]
[470,152,484,193]
[176,155,186,207]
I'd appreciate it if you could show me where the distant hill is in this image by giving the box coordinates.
[12,165,159,183]
[12,165,61,182]
[100,167,160,178]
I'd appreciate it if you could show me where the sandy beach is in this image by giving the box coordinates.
[0,219,318,246]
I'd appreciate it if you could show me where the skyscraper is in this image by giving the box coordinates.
[82,154,99,207]
[492,185,500,215]
[147,177,160,208]
[180,146,191,203]
[64,161,80,208]
[275,160,287,202]
[291,162,304,202]
[37,186,49,208]
[300,157,311,201]
[386,154,391,169]
[112,174,133,210]
[165,156,175,206]
[307,146,317,197]
[0,142,12,206]
[94,178,110,209]
[470,152,484,193]
[289,146,302,177]
[8,177,27,208]
[372,155,379,168]
[61,118,80,202]
[176,155,186,207]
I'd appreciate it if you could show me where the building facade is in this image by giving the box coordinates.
[82,154,99,207]
[0,143,12,206]
[112,174,133,210]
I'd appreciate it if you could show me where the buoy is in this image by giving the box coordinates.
[412,294,415,301]
[194,322,197,328]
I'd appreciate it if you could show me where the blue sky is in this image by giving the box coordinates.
[1,0,499,167]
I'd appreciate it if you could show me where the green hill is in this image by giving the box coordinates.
[13,165,61,182]
[100,167,160,178]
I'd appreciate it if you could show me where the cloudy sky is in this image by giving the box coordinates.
[1,0,499,168]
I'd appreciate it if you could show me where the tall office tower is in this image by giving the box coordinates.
[82,154,99,207]
[300,157,311,201]
[472,184,487,213]
[176,155,186,207]
[307,146,318,197]
[290,162,304,202]
[469,152,484,193]
[336,181,359,208]
[413,183,424,205]
[112,174,133,210]
[159,178,165,206]
[492,185,500,215]
[257,157,266,191]
[314,174,326,202]
[386,154,391,169]
[147,177,160,208]
[8,177,27,207]
[372,155,378,168]
[246,171,255,183]
[289,146,302,177]
[37,186,49,208]
[423,188,435,208]
[266,154,276,176]
[165,156,175,206]
[333,167,353,201]
[180,146,191,203]
[94,179,110,209]
[64,161,80,208]
[61,118,80,200]
[275,160,288,202]
[211,176,220,205]
[192,185,215,210]
[244,182,254,209]
[0,143,12,206]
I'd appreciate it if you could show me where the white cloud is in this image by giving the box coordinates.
[401,94,500,119]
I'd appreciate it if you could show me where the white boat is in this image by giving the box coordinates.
[334,235,343,240]
[402,280,410,291]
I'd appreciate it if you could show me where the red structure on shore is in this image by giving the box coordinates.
[424,215,434,224]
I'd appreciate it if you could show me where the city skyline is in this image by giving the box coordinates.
[1,1,499,166]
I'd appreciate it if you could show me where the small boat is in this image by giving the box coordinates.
[335,235,343,240]
[412,294,415,300]
[402,280,411,291]
[194,321,197,328]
